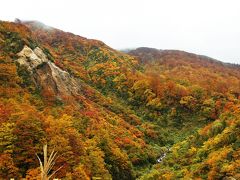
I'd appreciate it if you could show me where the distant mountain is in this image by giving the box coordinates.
[0,20,239,179]
[128,47,238,67]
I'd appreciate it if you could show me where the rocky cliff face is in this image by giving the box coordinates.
[17,45,81,98]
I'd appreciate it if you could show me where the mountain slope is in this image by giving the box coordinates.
[0,21,239,179]
[0,20,153,179]
[140,101,240,179]
[129,47,240,94]
[128,47,240,179]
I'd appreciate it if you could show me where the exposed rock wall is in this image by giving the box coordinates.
[17,45,81,98]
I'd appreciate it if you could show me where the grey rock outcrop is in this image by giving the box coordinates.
[17,45,48,71]
[17,45,81,98]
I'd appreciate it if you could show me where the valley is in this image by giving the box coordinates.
[0,20,239,179]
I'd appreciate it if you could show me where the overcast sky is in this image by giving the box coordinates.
[1,0,240,64]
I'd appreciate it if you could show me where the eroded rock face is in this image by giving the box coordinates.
[17,45,81,98]
[17,45,48,71]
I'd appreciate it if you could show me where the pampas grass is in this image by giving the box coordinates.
[36,144,63,180]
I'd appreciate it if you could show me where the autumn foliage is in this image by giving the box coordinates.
[0,20,239,179]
